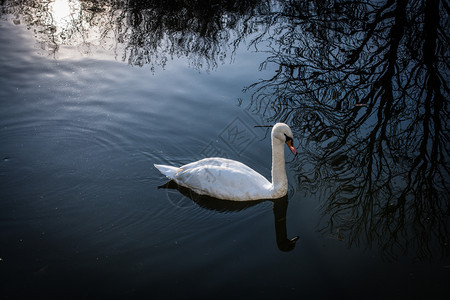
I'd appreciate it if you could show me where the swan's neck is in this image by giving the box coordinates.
[271,139,288,197]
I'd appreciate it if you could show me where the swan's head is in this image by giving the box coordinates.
[272,123,297,155]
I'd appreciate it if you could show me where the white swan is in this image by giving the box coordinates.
[154,123,297,201]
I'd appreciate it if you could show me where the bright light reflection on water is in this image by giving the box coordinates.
[50,0,80,29]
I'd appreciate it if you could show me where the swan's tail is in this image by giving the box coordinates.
[154,164,180,179]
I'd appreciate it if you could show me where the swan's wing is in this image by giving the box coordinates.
[174,158,272,200]
[180,157,262,175]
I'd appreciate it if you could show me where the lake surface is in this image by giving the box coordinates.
[1,1,449,299]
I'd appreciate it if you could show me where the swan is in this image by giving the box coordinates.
[154,123,297,201]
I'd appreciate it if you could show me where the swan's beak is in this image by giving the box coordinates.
[286,140,297,156]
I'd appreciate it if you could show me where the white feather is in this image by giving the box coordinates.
[155,123,296,201]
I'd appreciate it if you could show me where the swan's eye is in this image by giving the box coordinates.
[284,134,293,143]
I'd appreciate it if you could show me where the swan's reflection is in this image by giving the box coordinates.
[159,181,299,252]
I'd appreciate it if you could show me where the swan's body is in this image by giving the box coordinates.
[154,123,297,201]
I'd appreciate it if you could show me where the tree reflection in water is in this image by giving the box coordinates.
[1,0,448,260]
[0,0,268,70]
[245,0,449,261]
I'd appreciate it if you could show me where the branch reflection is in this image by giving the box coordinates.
[246,0,449,261]
[159,180,299,252]
[1,0,268,69]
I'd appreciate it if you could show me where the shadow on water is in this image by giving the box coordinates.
[244,0,449,261]
[1,0,448,261]
[158,180,299,252]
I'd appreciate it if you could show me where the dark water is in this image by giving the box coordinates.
[0,1,449,299]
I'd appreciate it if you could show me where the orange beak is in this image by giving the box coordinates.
[286,139,297,155]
